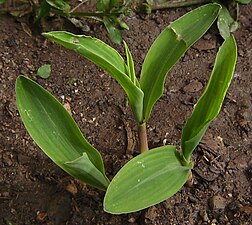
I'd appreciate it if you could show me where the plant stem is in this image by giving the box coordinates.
[186,171,193,187]
[138,123,149,153]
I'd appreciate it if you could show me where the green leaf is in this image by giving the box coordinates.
[35,0,51,22]
[36,64,51,79]
[110,0,120,8]
[0,0,6,4]
[123,41,139,86]
[16,76,109,190]
[104,145,192,214]
[65,153,110,189]
[96,0,111,11]
[43,31,144,123]
[181,35,237,163]
[236,0,251,4]
[118,20,129,30]
[103,16,122,44]
[140,3,221,122]
[46,0,70,13]
[217,5,238,40]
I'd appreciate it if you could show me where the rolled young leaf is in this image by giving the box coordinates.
[181,35,237,163]
[123,41,139,87]
[16,76,109,190]
[43,31,144,123]
[140,3,221,122]
[104,145,192,214]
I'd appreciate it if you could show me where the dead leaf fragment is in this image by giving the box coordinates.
[64,102,72,115]
[66,182,78,194]
[21,22,32,37]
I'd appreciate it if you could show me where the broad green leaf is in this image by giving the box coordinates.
[140,3,221,122]
[217,5,238,40]
[43,31,144,123]
[181,35,237,163]
[16,76,109,190]
[104,145,192,214]
[36,64,51,79]
[46,0,70,13]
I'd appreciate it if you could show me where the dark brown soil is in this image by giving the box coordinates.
[0,3,251,225]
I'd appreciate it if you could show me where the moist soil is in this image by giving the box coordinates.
[0,3,252,225]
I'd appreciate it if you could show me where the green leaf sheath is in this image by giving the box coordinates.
[43,31,144,123]
[104,146,192,214]
[181,35,237,163]
[16,76,109,190]
[140,3,221,122]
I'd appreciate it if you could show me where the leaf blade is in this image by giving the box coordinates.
[104,145,192,214]
[140,3,221,122]
[46,0,70,13]
[217,5,238,40]
[43,31,144,123]
[16,76,109,189]
[181,35,237,162]
[64,153,109,190]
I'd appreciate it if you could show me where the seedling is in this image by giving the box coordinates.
[16,4,237,214]
[142,0,251,39]
[1,0,131,44]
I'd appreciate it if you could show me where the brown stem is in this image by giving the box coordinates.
[186,171,193,187]
[138,123,149,153]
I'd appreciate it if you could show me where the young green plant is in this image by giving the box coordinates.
[104,33,237,214]
[1,0,131,44]
[43,3,221,153]
[16,3,237,214]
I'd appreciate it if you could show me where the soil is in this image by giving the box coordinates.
[0,2,252,225]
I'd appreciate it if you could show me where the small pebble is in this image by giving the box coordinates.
[36,211,47,223]
[200,210,210,222]
[183,80,203,93]
[188,196,197,203]
[211,195,227,210]
[145,206,158,221]
[128,217,136,223]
